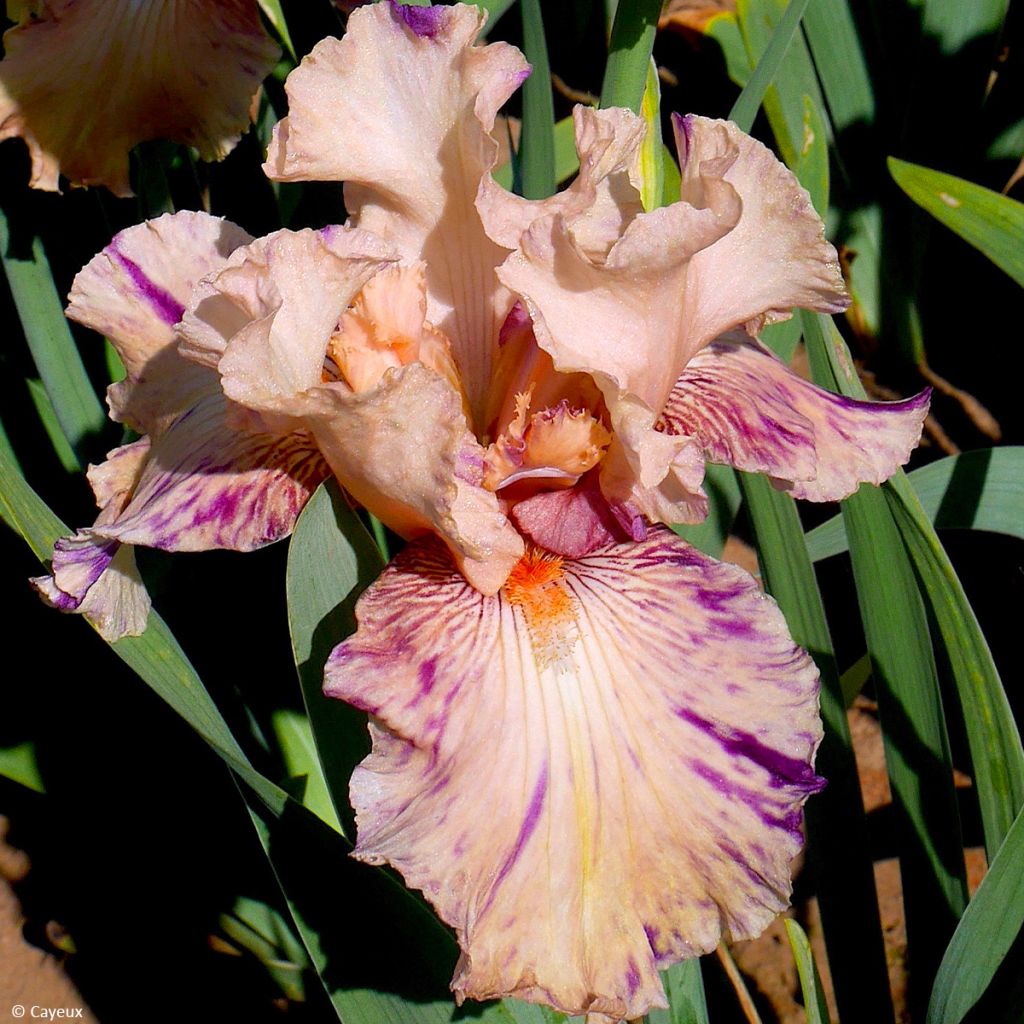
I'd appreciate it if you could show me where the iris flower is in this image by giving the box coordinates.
[34,3,930,1019]
[0,0,279,195]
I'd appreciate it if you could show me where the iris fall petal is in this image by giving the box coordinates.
[325,530,823,1021]
[660,332,932,500]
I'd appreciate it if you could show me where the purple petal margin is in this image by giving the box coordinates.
[389,1,445,38]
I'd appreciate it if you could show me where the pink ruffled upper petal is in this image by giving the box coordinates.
[0,0,279,196]
[325,530,822,1021]
[660,333,931,500]
[264,1,529,427]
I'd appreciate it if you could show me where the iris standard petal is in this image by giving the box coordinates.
[0,0,279,196]
[660,333,932,500]
[672,114,850,345]
[264,1,529,426]
[325,530,823,1021]
[67,210,253,434]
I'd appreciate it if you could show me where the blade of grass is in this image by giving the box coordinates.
[649,960,710,1024]
[26,378,80,474]
[257,0,296,61]
[272,708,343,833]
[927,802,1024,1024]
[518,0,556,199]
[806,448,1024,560]
[739,472,895,1024]
[286,480,384,840]
[784,919,832,1024]
[0,208,106,463]
[638,58,665,212]
[727,0,812,134]
[888,158,1024,287]
[600,0,662,113]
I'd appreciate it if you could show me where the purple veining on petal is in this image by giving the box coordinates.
[625,956,641,998]
[484,761,548,910]
[609,500,647,542]
[676,706,825,792]
[512,67,531,89]
[110,247,185,325]
[671,111,694,166]
[390,0,444,38]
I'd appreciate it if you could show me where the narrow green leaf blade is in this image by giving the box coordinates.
[0,208,106,462]
[784,920,832,1024]
[257,0,296,60]
[728,0,813,134]
[600,0,662,113]
[286,480,384,840]
[806,448,1024,560]
[0,742,45,794]
[518,0,556,199]
[804,311,1024,859]
[888,158,1024,287]
[739,473,894,1024]
[638,58,665,212]
[802,311,969,1009]
[927,803,1024,1024]
[649,959,709,1024]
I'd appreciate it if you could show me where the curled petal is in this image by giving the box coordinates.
[660,334,931,500]
[184,225,523,592]
[67,211,252,434]
[295,364,524,595]
[326,530,823,1020]
[673,115,849,341]
[264,1,529,426]
[478,104,646,257]
[0,0,279,195]
[181,226,396,401]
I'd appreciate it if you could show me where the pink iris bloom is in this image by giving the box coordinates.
[33,4,930,1019]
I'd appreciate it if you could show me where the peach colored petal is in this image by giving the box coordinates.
[0,0,279,196]
[325,530,823,1020]
[497,113,851,532]
[66,211,252,434]
[264,1,528,427]
[182,226,524,593]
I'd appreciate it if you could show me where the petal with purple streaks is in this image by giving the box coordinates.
[66,211,252,434]
[325,529,823,1020]
[660,333,931,500]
